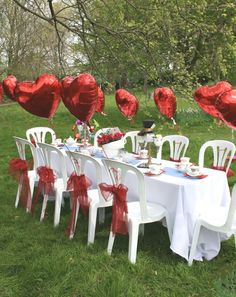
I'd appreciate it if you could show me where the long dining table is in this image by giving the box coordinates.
[37,143,231,262]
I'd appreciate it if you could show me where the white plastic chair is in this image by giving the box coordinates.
[66,151,113,242]
[123,131,140,153]
[198,140,236,175]
[188,183,236,266]
[26,127,56,145]
[93,127,119,147]
[102,159,172,264]
[158,135,189,161]
[13,136,39,211]
[36,142,68,226]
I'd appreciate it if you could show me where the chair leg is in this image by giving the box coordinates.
[54,190,63,227]
[40,194,48,222]
[188,222,201,266]
[107,231,115,255]
[87,205,98,245]
[69,201,80,239]
[128,220,139,264]
[27,177,35,213]
[15,176,23,208]
[139,224,144,236]
[98,208,105,224]
[165,213,172,242]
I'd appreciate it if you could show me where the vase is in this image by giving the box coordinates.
[102,138,125,158]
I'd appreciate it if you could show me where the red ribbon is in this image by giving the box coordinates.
[66,173,91,236]
[32,166,55,213]
[211,165,234,177]
[9,158,32,211]
[169,157,180,162]
[99,183,128,235]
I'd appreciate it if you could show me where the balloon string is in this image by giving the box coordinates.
[49,118,56,129]
[171,117,177,125]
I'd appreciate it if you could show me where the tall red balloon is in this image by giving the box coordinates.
[215,89,236,129]
[0,82,3,103]
[154,87,176,119]
[96,87,105,114]
[61,73,98,122]
[193,81,232,118]
[3,75,17,101]
[115,89,139,120]
[15,74,60,119]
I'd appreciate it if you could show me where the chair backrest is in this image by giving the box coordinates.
[37,142,67,188]
[223,183,236,231]
[66,151,104,202]
[102,159,148,220]
[198,140,235,174]
[26,127,56,145]
[93,127,119,147]
[159,135,189,161]
[13,136,39,171]
[123,131,140,153]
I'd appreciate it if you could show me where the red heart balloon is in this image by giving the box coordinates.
[115,89,139,119]
[3,75,17,101]
[61,73,98,122]
[154,87,176,119]
[193,81,232,118]
[96,87,105,113]
[0,82,3,103]
[215,89,236,129]
[15,74,60,119]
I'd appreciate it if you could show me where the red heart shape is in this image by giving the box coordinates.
[96,87,105,113]
[193,81,232,118]
[0,82,3,103]
[3,75,17,101]
[115,89,139,119]
[61,73,98,122]
[15,74,60,119]
[215,89,236,129]
[154,87,176,119]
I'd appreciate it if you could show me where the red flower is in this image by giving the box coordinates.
[97,130,125,146]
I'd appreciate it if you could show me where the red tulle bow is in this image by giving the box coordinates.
[211,165,234,177]
[99,183,128,235]
[66,173,92,236]
[9,158,32,211]
[32,166,55,213]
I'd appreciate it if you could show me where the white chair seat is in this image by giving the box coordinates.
[200,206,229,228]
[128,201,167,223]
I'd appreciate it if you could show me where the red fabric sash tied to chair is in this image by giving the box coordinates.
[9,158,32,210]
[66,172,91,236]
[99,183,128,235]
[32,166,55,213]
[211,165,234,177]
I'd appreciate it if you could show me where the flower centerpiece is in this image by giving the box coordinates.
[97,128,125,158]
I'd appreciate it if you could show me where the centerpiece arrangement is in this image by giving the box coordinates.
[97,128,125,158]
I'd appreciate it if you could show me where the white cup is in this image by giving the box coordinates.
[149,164,162,174]
[180,157,190,164]
[139,149,148,158]
[190,165,200,175]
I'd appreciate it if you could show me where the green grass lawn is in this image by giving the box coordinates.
[1,93,236,297]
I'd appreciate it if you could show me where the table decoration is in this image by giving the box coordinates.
[97,128,125,158]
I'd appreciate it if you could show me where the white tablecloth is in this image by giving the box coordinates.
[36,146,231,261]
